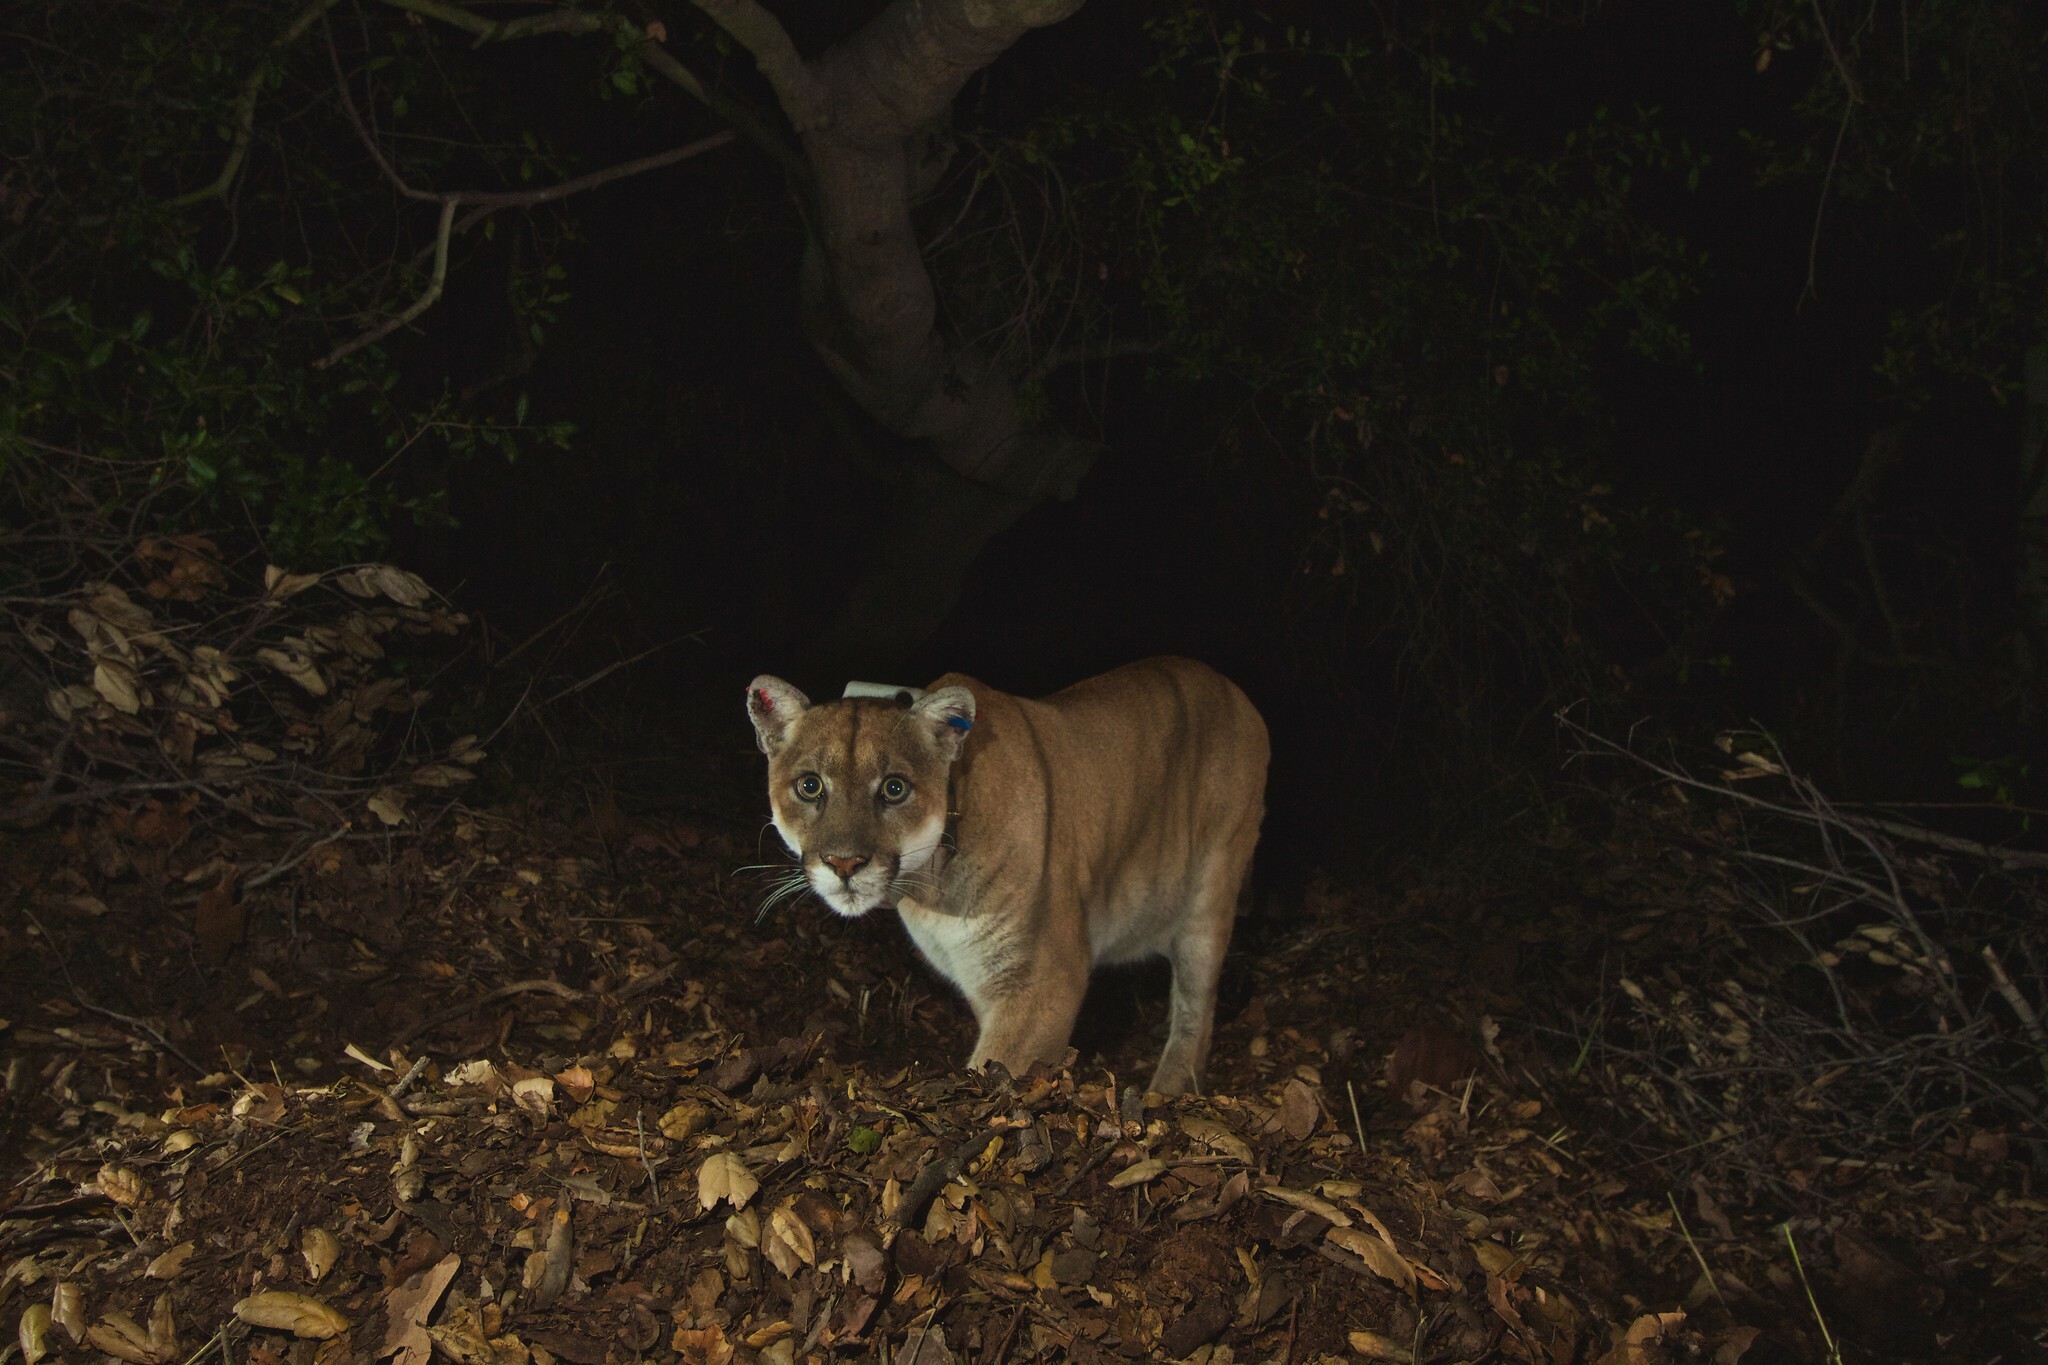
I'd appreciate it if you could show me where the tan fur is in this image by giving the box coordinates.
[747,657,1268,1095]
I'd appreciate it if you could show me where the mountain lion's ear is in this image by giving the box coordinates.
[909,685,976,761]
[747,675,810,755]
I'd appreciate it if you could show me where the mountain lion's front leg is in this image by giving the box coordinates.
[967,954,1088,1081]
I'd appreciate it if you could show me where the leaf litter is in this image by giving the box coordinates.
[3,796,2045,1365]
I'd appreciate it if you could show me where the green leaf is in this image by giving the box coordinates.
[846,1126,882,1155]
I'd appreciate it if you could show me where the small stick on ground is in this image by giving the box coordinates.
[1667,1191,1725,1308]
[891,1128,1005,1235]
[389,978,584,1050]
[1781,1222,1842,1365]
[634,1109,663,1209]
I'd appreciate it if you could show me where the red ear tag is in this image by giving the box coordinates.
[755,688,773,712]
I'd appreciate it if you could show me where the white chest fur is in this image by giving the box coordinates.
[894,895,999,1003]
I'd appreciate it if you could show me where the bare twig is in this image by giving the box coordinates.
[1555,710,2048,1181]
[377,0,804,180]
[1666,1192,1725,1308]
[17,901,206,1076]
[1980,944,2048,1061]
[315,199,456,368]
[387,1054,432,1099]
[387,977,584,1050]
[533,633,701,709]
[245,819,355,890]
[1781,1223,1843,1364]
[168,0,347,208]
[1561,712,2048,871]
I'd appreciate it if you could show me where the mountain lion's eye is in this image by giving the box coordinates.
[879,776,910,804]
[794,773,824,801]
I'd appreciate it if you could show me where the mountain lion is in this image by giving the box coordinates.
[746,657,1268,1095]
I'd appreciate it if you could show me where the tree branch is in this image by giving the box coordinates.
[315,199,455,369]
[690,0,829,133]
[324,19,734,362]
[167,0,347,208]
[337,24,738,213]
[378,0,807,182]
[378,0,611,45]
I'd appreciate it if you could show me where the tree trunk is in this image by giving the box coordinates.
[697,0,1092,670]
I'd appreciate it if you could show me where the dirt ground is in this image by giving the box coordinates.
[4,737,2046,1365]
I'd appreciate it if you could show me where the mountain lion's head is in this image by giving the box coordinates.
[746,677,976,917]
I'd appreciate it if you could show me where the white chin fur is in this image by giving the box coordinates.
[808,866,885,917]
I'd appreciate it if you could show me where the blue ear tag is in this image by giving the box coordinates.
[946,715,973,732]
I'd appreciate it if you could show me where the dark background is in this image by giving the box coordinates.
[348,1,2035,862]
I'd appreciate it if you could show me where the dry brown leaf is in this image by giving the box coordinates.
[671,1325,734,1365]
[379,1252,460,1365]
[1485,1272,1525,1329]
[255,647,329,696]
[1471,1240,1525,1278]
[19,1305,51,1365]
[1327,1226,1417,1293]
[86,1312,160,1364]
[345,565,432,606]
[421,1306,497,1365]
[92,659,144,714]
[1596,1310,1689,1365]
[145,1295,175,1362]
[263,566,324,599]
[366,788,409,826]
[1348,1329,1415,1363]
[88,586,154,634]
[1714,1324,1762,1364]
[194,874,244,965]
[144,1242,195,1279]
[1180,1116,1252,1162]
[660,1101,710,1141]
[1276,1078,1320,1140]
[1107,1157,1167,1189]
[97,1164,148,1206]
[51,1284,83,1343]
[45,684,95,721]
[568,1096,617,1129]
[553,1065,595,1103]
[301,1227,342,1282]
[1261,1185,1351,1226]
[138,536,227,601]
[511,1075,555,1116]
[762,1201,815,1277]
[234,1293,348,1340]
[523,1206,572,1310]
[698,1151,759,1212]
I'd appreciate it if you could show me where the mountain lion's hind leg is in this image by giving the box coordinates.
[1150,843,1253,1096]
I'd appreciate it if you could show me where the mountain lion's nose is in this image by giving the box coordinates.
[823,854,869,880]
